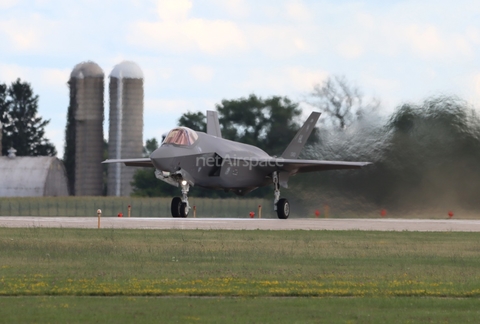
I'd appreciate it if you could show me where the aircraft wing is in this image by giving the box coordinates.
[274,158,371,174]
[227,157,370,174]
[102,158,153,167]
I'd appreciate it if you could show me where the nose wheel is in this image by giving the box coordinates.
[171,180,190,218]
[273,172,290,219]
[171,197,188,218]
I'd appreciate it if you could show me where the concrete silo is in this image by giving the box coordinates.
[67,61,105,196]
[107,61,144,196]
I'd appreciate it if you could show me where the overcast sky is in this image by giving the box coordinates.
[1,0,479,157]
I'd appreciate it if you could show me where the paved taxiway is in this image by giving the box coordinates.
[1,217,480,231]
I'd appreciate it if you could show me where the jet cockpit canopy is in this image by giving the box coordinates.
[163,127,199,146]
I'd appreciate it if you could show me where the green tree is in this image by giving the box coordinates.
[178,95,313,156]
[132,137,169,197]
[143,138,160,157]
[132,137,176,197]
[178,111,207,132]
[0,83,9,150]
[63,96,76,194]
[1,79,56,156]
[131,168,178,197]
[216,94,311,156]
[309,75,380,130]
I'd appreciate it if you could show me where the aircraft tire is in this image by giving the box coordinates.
[180,203,189,218]
[276,198,290,219]
[171,197,182,218]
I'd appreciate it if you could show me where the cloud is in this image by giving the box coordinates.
[0,17,43,52]
[130,19,247,55]
[299,2,479,62]
[390,23,475,60]
[336,40,364,59]
[466,26,480,44]
[128,1,310,59]
[472,74,480,107]
[145,98,192,115]
[245,24,312,59]
[2,0,480,156]
[190,66,215,83]
[401,24,445,58]
[362,75,400,94]
[0,64,69,89]
[285,0,312,22]
[157,0,192,21]
[286,67,328,92]
[0,0,19,9]
[208,0,250,18]
[241,67,328,95]
[129,0,247,55]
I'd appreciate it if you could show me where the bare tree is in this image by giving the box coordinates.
[309,75,380,129]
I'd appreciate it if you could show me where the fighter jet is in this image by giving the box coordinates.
[103,111,370,219]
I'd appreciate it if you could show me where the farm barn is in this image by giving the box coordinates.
[0,152,69,197]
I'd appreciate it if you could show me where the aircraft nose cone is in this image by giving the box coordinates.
[150,146,176,171]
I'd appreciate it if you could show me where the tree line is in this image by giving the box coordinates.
[132,77,480,214]
[131,76,378,198]
[3,76,479,214]
[0,79,56,156]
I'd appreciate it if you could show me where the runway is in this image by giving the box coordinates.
[1,217,480,231]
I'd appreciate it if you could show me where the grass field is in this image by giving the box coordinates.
[1,296,480,323]
[1,227,479,322]
[3,196,477,219]
[0,197,276,218]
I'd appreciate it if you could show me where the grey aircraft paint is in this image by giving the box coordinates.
[103,111,371,218]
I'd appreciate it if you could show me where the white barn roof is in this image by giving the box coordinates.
[0,156,69,197]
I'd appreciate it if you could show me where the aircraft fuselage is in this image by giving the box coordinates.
[150,132,275,194]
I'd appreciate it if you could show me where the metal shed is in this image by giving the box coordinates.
[0,156,69,197]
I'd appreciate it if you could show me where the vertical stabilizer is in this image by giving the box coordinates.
[206,110,222,138]
[281,112,320,159]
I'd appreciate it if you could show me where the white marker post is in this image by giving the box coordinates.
[97,209,102,228]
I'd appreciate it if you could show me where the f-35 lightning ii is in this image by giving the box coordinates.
[103,111,371,219]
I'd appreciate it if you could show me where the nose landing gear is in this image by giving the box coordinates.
[171,180,190,218]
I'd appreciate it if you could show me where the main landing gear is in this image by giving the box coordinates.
[170,174,290,219]
[171,180,190,218]
[273,172,290,219]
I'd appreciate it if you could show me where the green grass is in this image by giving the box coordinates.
[1,228,480,297]
[3,196,476,218]
[0,197,275,218]
[1,296,480,323]
[1,228,480,322]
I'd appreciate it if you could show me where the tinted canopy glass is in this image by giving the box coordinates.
[163,127,198,146]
